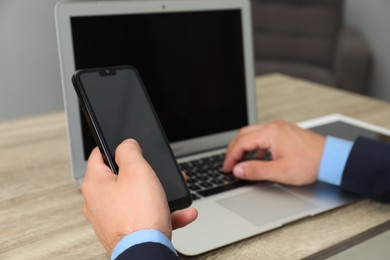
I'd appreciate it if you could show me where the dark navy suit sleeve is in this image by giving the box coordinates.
[115,242,180,260]
[341,137,390,203]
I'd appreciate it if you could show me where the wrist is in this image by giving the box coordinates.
[107,232,129,254]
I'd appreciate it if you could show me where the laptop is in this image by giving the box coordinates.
[55,0,371,256]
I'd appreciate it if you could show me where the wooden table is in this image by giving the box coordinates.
[1,74,390,259]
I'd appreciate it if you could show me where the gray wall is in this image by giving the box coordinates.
[345,0,390,100]
[0,0,63,121]
[0,0,390,121]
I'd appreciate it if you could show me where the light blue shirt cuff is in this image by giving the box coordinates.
[111,229,177,260]
[318,136,354,186]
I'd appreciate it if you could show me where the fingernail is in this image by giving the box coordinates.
[126,138,138,144]
[233,165,245,178]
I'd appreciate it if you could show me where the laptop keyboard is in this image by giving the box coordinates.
[179,153,252,200]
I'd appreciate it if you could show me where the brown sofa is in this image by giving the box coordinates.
[252,0,372,94]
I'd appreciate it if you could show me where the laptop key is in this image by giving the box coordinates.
[188,184,202,191]
[211,179,225,185]
[199,181,213,189]
[180,153,256,198]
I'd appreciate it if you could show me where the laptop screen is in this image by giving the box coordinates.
[71,10,248,159]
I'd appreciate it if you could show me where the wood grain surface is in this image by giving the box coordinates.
[1,74,390,259]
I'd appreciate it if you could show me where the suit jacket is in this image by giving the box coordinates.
[115,242,180,260]
[341,137,390,203]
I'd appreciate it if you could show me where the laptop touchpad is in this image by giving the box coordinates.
[217,185,318,226]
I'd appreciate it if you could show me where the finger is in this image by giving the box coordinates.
[223,130,271,172]
[82,147,115,197]
[232,160,287,183]
[171,208,198,230]
[115,139,143,168]
[225,124,263,156]
[254,149,268,160]
[85,147,113,180]
[115,139,155,182]
[88,147,106,164]
[182,171,188,182]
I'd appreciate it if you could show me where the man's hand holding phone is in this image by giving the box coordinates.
[82,139,198,254]
[72,66,192,211]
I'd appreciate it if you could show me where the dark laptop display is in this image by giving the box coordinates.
[70,10,248,159]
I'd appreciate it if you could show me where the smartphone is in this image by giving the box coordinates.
[72,65,192,211]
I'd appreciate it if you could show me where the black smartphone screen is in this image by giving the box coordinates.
[72,66,192,211]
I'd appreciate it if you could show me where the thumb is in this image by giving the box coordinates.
[232,160,284,182]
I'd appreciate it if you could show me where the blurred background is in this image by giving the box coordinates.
[1,0,390,121]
